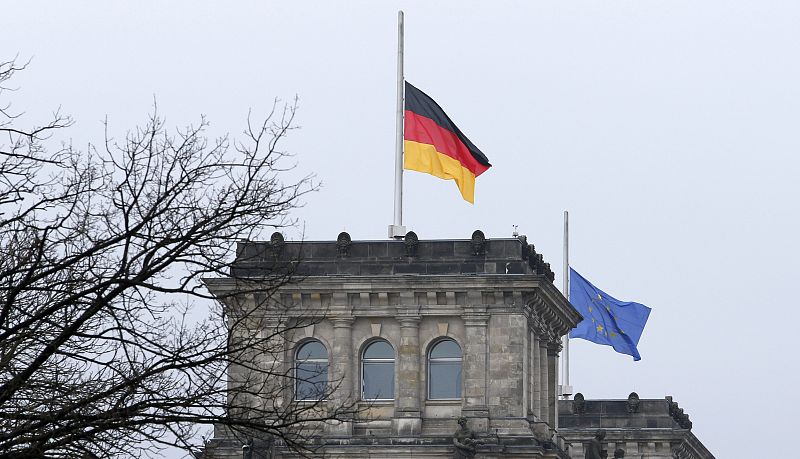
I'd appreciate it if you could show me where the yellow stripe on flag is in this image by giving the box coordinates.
[403,140,477,203]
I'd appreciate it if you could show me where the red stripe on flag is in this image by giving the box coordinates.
[404,110,490,177]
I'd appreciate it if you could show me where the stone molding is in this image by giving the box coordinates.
[560,428,712,459]
[206,275,582,329]
[666,396,693,429]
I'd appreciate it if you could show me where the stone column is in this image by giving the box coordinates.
[530,333,551,441]
[327,317,354,436]
[531,330,540,419]
[546,340,560,430]
[624,441,640,457]
[462,307,490,433]
[538,337,549,426]
[570,441,585,458]
[252,318,284,413]
[393,316,422,436]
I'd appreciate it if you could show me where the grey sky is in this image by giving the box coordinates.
[4,1,799,457]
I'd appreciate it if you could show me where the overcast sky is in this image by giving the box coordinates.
[4,1,799,457]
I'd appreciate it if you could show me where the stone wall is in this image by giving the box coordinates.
[558,396,714,459]
[200,234,715,459]
[202,235,582,458]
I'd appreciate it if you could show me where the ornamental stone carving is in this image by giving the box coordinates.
[269,231,284,256]
[404,231,419,257]
[519,236,529,259]
[452,417,482,459]
[470,230,486,256]
[526,248,556,282]
[667,396,693,429]
[336,232,351,257]
[585,429,606,459]
[627,392,640,413]
[547,337,563,353]
[573,392,586,414]
[671,442,699,459]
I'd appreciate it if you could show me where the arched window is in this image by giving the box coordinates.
[361,340,395,400]
[295,340,328,401]
[428,339,462,400]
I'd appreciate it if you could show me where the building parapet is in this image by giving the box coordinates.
[231,231,556,280]
[558,394,714,459]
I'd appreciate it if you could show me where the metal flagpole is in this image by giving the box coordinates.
[560,210,573,399]
[553,211,571,446]
[388,10,406,239]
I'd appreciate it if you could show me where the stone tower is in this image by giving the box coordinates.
[203,232,581,458]
[201,231,715,458]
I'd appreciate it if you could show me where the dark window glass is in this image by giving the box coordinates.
[363,362,394,399]
[363,340,394,359]
[430,339,461,359]
[295,340,328,401]
[362,340,395,400]
[428,339,462,400]
[296,341,327,360]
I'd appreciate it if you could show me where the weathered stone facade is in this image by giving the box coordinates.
[558,394,714,458]
[204,234,581,458]
[202,233,715,459]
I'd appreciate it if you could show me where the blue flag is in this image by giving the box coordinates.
[569,268,651,360]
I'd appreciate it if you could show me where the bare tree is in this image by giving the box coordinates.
[0,58,354,458]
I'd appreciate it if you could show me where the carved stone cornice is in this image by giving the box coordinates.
[546,338,562,355]
[527,288,580,345]
[666,396,693,429]
[672,442,695,459]
[528,310,550,341]
[529,295,559,345]
[671,438,705,459]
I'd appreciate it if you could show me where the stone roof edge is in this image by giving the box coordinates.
[242,236,527,244]
[204,273,555,292]
[533,280,583,332]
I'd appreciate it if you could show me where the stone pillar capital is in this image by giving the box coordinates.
[397,316,421,327]
[332,317,354,328]
[546,340,562,356]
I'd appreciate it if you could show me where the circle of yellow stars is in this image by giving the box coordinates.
[589,293,626,339]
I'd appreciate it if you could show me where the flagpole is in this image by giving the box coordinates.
[388,10,406,239]
[561,210,573,400]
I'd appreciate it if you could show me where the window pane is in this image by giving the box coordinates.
[363,340,394,359]
[429,361,461,399]
[297,341,327,361]
[430,340,461,359]
[363,362,395,400]
[296,362,328,400]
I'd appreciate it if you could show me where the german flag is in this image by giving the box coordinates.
[404,82,491,203]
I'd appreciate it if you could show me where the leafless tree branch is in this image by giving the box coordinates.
[0,58,354,459]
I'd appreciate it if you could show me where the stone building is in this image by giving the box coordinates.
[202,232,714,458]
[558,394,713,458]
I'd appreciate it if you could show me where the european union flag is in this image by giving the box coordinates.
[569,268,651,360]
